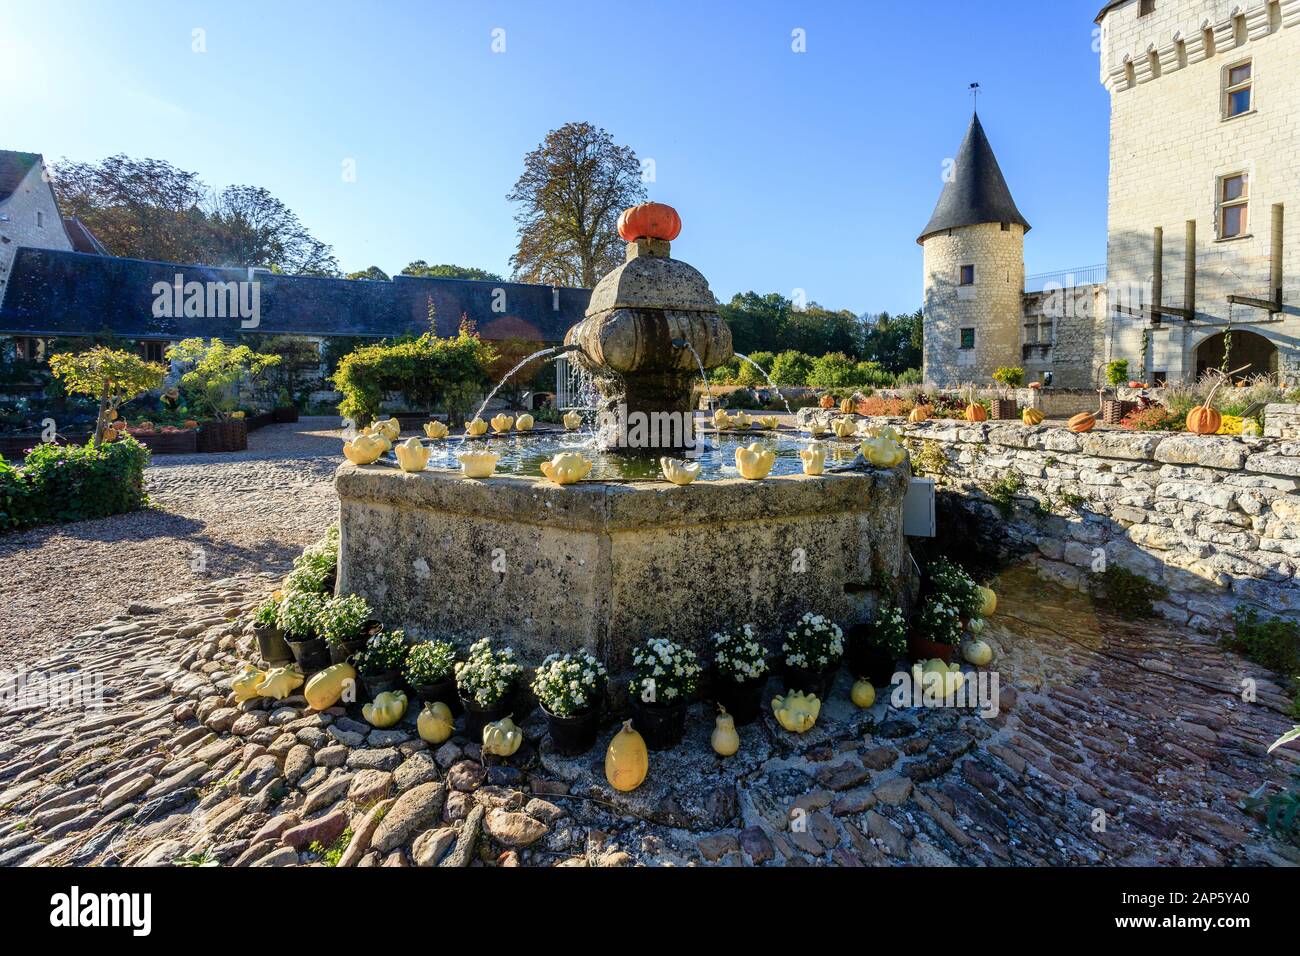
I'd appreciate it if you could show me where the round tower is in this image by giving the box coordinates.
[919,113,1029,388]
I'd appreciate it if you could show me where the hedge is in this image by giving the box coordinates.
[331,332,496,425]
[0,436,151,532]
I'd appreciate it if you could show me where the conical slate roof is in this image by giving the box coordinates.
[917,113,1030,245]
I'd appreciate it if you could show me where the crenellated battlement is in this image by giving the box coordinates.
[1099,0,1300,92]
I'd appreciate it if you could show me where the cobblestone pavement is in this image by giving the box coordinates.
[0,419,342,670]
[1,562,1295,868]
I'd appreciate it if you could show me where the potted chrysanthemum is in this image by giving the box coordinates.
[910,597,962,663]
[781,612,844,700]
[251,594,292,666]
[455,639,524,740]
[925,558,983,625]
[847,601,908,686]
[320,594,378,664]
[710,625,769,725]
[276,591,331,673]
[628,637,702,750]
[354,629,408,699]
[404,639,460,713]
[532,651,608,755]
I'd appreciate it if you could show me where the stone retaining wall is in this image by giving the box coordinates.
[876,416,1300,632]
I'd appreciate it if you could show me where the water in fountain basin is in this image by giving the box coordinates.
[461,345,575,443]
[733,353,793,418]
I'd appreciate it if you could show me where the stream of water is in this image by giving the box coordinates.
[733,352,794,417]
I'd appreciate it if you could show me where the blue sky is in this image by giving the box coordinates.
[2,0,1111,315]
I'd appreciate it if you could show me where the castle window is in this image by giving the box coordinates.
[138,341,167,363]
[1139,0,1156,16]
[959,328,976,350]
[1223,60,1252,118]
[36,211,44,228]
[1217,173,1249,239]
[959,264,976,286]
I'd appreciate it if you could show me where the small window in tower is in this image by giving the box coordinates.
[1139,0,1156,16]
[36,211,44,228]
[1000,222,1011,232]
[1224,60,1252,118]
[959,264,976,286]
[1217,172,1249,239]
[959,328,976,350]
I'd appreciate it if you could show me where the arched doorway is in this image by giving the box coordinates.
[1195,330,1278,380]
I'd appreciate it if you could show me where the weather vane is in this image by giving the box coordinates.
[970,82,981,111]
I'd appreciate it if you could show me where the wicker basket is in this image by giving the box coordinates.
[1101,399,1136,426]
[990,399,1019,421]
[197,420,248,453]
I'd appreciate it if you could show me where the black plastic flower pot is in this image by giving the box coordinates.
[412,678,462,715]
[846,640,898,687]
[629,698,688,751]
[460,693,514,742]
[908,634,956,664]
[360,670,401,700]
[253,624,292,666]
[780,663,838,701]
[328,637,367,666]
[712,672,766,726]
[542,704,600,756]
[286,637,330,675]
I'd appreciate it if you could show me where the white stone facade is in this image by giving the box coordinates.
[1099,0,1300,384]
[0,160,71,301]
[922,223,1026,386]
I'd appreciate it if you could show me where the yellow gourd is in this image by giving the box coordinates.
[861,436,906,468]
[963,640,994,667]
[732,411,752,430]
[805,422,827,438]
[799,443,827,476]
[456,450,500,479]
[758,415,779,431]
[232,664,267,703]
[605,720,649,792]
[515,413,535,431]
[417,701,455,744]
[850,680,876,708]
[343,433,388,465]
[368,418,401,443]
[912,659,965,698]
[908,405,931,424]
[464,417,489,437]
[562,411,583,431]
[482,716,523,757]
[539,452,592,486]
[840,398,855,415]
[771,691,820,733]
[660,457,701,486]
[831,416,856,439]
[1021,407,1044,427]
[977,586,997,617]
[712,408,733,430]
[735,443,776,480]
[303,663,357,710]
[711,707,740,757]
[255,666,304,700]
[362,690,407,728]
[423,421,449,440]
[394,436,430,473]
[490,413,514,434]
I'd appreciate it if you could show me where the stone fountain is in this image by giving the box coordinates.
[334,205,913,679]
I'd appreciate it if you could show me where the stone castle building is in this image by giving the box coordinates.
[923,0,1300,389]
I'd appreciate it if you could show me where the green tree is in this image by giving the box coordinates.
[734,350,775,387]
[770,350,815,386]
[860,309,923,373]
[48,346,167,445]
[507,122,647,287]
[400,261,504,282]
[346,266,391,281]
[165,338,282,421]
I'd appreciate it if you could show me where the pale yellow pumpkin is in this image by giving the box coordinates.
[232,664,267,703]
[464,417,489,437]
[539,452,592,486]
[456,450,500,479]
[799,443,827,476]
[368,418,401,442]
[343,433,388,465]
[735,443,776,480]
[771,691,820,733]
[255,666,304,701]
[482,716,524,757]
[831,416,857,439]
[660,457,701,486]
[912,659,965,698]
[711,708,740,757]
[515,413,535,431]
[362,690,408,728]
[758,415,779,431]
[605,720,648,792]
[423,421,449,440]
[490,413,514,434]
[850,680,876,709]
[562,411,583,431]
[394,436,430,473]
[977,586,997,617]
[303,663,357,710]
[963,640,994,667]
[417,702,456,744]
[1021,407,1045,427]
[861,436,906,468]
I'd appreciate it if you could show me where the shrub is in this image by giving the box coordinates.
[356,630,409,675]
[166,338,281,422]
[807,352,858,389]
[1120,405,1181,431]
[857,396,914,417]
[1104,360,1129,387]
[925,558,983,619]
[781,612,845,671]
[0,436,150,532]
[404,640,457,686]
[992,366,1025,390]
[284,526,339,594]
[332,331,496,425]
[319,594,373,648]
[723,388,755,409]
[1223,607,1300,677]
[861,602,908,657]
[917,597,962,646]
[734,351,775,387]
[276,591,329,642]
[770,350,815,386]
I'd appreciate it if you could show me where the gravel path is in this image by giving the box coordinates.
[0,418,343,670]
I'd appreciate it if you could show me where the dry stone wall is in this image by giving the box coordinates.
[890,418,1300,632]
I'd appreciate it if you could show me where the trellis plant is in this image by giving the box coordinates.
[629,638,701,705]
[454,639,523,706]
[712,625,769,684]
[404,640,457,686]
[532,651,608,717]
[48,346,167,446]
[782,612,844,671]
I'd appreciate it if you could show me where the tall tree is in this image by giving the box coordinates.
[506,122,646,287]
[346,266,391,281]
[401,261,503,282]
[52,155,339,276]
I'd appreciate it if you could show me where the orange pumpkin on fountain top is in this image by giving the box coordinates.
[617,202,682,243]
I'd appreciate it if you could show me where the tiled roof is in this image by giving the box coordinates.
[61,216,109,255]
[0,247,590,342]
[0,150,43,204]
[917,113,1031,245]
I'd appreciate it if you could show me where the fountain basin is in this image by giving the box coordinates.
[335,461,913,675]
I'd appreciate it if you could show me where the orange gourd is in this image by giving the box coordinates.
[617,202,682,243]
[840,398,855,415]
[1067,412,1096,433]
[819,395,836,410]
[1186,379,1226,435]
[964,388,987,423]
[908,405,931,424]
